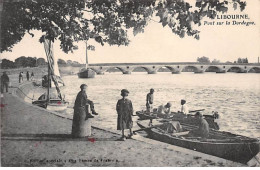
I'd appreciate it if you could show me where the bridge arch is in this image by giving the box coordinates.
[131,66,150,73]
[181,65,200,73]
[227,66,245,73]
[105,67,126,74]
[205,66,223,72]
[248,67,260,73]
[156,66,175,72]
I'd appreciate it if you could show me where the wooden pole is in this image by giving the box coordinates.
[47,64,50,103]
[85,41,88,69]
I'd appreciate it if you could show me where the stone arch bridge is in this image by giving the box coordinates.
[88,62,260,74]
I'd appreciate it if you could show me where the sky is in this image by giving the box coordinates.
[1,0,260,64]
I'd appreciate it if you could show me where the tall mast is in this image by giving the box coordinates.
[47,64,50,103]
[85,41,88,69]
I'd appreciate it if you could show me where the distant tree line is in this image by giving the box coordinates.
[234,58,248,63]
[57,59,83,67]
[1,56,83,69]
[197,56,249,64]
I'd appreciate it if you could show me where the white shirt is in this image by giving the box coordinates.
[181,104,189,114]
[158,104,171,114]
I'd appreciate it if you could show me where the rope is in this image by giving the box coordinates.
[16,88,35,100]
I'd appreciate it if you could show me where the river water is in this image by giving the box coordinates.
[28,72,260,139]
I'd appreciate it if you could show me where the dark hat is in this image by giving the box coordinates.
[181,99,186,104]
[80,84,88,89]
[195,112,203,117]
[150,88,154,92]
[121,89,129,94]
[166,102,172,108]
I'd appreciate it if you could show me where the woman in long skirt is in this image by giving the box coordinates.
[116,89,133,141]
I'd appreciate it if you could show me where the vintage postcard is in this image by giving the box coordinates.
[0,0,259,167]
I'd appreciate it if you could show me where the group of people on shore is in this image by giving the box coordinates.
[19,71,34,83]
[1,71,35,93]
[72,84,209,141]
[146,88,189,116]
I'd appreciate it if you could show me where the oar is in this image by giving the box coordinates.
[189,109,205,113]
[187,113,216,120]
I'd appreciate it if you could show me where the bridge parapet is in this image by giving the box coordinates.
[88,63,260,74]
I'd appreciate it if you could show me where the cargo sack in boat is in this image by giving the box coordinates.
[161,121,182,133]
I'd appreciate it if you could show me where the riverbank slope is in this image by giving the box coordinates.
[0,81,246,167]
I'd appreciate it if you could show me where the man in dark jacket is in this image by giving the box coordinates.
[26,71,30,81]
[74,84,98,117]
[188,112,209,138]
[1,72,9,93]
[71,84,98,137]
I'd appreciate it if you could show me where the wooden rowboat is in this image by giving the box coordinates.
[137,119,260,164]
[136,110,220,130]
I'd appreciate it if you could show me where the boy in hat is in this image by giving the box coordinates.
[116,89,134,141]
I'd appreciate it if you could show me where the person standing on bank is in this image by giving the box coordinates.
[146,88,154,113]
[71,84,98,137]
[1,72,9,93]
[26,71,30,81]
[31,72,34,81]
[116,89,134,141]
[19,72,23,83]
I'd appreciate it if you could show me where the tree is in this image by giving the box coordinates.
[197,56,210,63]
[27,57,37,67]
[212,59,220,64]
[1,0,246,53]
[14,56,36,67]
[242,58,248,63]
[1,59,16,69]
[71,61,81,67]
[58,59,67,65]
[67,60,73,66]
[237,57,248,63]
[36,58,47,66]
[15,56,27,68]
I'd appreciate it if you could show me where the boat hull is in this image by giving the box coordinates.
[136,111,220,130]
[78,69,95,78]
[32,99,69,112]
[137,120,260,164]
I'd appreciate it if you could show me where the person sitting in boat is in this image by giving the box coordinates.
[157,102,172,118]
[146,88,154,113]
[179,99,189,115]
[188,112,209,138]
